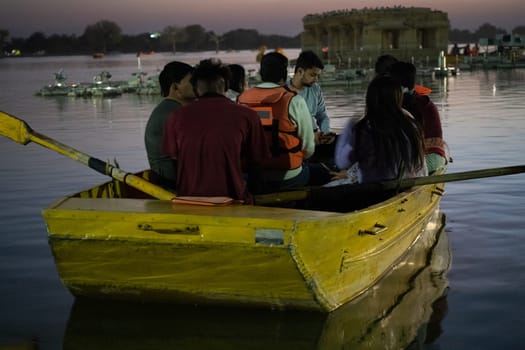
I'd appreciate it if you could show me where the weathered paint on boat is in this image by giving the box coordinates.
[63,212,450,349]
[42,171,445,312]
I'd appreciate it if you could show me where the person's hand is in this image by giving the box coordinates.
[314,130,321,145]
[319,132,336,144]
[330,170,347,180]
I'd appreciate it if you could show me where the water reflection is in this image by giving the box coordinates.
[63,214,450,350]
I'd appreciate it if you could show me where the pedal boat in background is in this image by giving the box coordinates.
[42,170,445,312]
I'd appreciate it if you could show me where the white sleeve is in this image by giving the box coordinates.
[335,120,356,170]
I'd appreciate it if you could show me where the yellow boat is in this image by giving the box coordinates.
[43,170,445,312]
[63,211,450,350]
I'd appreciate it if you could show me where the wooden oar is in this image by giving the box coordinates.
[0,111,176,200]
[254,165,525,205]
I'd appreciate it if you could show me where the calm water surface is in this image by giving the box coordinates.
[0,51,524,349]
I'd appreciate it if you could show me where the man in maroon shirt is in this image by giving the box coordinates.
[162,58,269,204]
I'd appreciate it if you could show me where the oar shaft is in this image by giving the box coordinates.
[30,130,91,166]
[30,130,176,201]
[410,165,525,187]
[89,157,175,200]
[254,165,525,205]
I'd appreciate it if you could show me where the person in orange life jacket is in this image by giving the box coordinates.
[287,50,335,145]
[374,54,432,96]
[238,52,331,192]
[161,58,269,204]
[144,61,195,191]
[388,61,447,174]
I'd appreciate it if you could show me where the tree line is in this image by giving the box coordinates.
[1,20,524,57]
[0,21,300,57]
[449,23,525,43]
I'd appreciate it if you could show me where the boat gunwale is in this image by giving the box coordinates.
[43,169,445,222]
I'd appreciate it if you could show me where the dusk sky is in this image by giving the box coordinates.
[2,0,524,38]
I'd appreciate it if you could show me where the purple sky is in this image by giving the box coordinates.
[2,0,524,38]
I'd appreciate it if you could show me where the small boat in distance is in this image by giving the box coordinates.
[92,52,104,59]
[34,69,80,97]
[35,71,122,98]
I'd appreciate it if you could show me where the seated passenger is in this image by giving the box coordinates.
[389,61,447,174]
[161,58,269,204]
[238,52,330,192]
[225,64,246,101]
[374,54,431,96]
[374,54,399,76]
[144,61,195,190]
[330,75,427,186]
[287,50,332,137]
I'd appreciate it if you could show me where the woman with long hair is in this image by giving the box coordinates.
[331,75,427,185]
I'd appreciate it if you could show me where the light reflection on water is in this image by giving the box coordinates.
[0,53,524,349]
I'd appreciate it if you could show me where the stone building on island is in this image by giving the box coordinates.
[302,7,449,68]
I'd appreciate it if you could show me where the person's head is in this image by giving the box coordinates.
[388,61,425,125]
[228,64,246,94]
[374,54,398,76]
[366,74,403,116]
[158,61,194,101]
[259,52,288,84]
[293,50,324,87]
[361,74,425,172]
[388,61,417,91]
[191,58,231,97]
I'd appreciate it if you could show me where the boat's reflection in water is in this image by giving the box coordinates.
[63,211,451,350]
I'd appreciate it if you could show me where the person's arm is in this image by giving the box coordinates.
[313,84,331,133]
[246,110,270,166]
[289,95,315,159]
[161,112,179,159]
[334,120,356,170]
[422,100,446,157]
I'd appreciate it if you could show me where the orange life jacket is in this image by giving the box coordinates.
[414,84,432,95]
[238,86,303,170]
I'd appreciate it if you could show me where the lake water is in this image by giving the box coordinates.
[1,51,524,349]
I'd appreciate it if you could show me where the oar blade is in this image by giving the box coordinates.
[0,111,32,145]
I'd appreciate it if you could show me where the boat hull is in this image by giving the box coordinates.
[63,214,450,349]
[43,174,445,312]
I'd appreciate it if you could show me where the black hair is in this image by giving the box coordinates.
[388,61,416,90]
[158,61,194,97]
[228,64,246,93]
[294,50,324,73]
[374,54,398,75]
[260,52,288,84]
[191,58,231,95]
[389,61,424,127]
[355,75,425,174]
